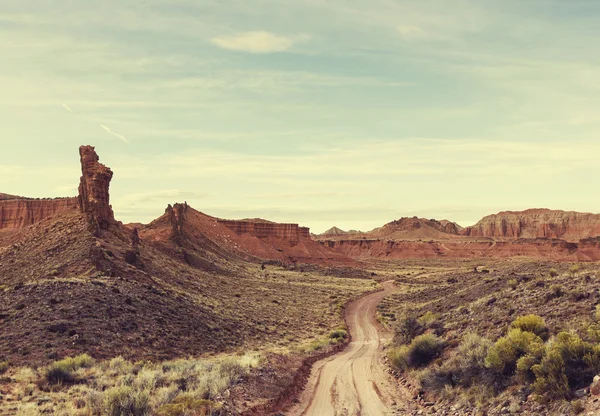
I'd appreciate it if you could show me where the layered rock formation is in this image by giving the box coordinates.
[77,145,114,231]
[0,197,78,230]
[217,219,311,246]
[462,209,600,241]
[321,237,600,262]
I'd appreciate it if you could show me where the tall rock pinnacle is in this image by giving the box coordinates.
[77,145,114,231]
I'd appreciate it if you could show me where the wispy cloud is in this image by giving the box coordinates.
[61,103,73,112]
[210,31,302,53]
[100,124,128,143]
[397,25,428,39]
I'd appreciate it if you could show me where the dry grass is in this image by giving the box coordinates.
[1,353,262,415]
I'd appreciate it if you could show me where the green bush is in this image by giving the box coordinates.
[508,279,518,290]
[45,354,96,385]
[532,332,600,399]
[532,348,569,399]
[485,329,544,375]
[389,334,444,370]
[569,264,581,277]
[0,361,8,375]
[103,385,150,416]
[549,268,559,278]
[452,333,493,386]
[511,315,548,340]
[329,329,348,341]
[393,312,423,345]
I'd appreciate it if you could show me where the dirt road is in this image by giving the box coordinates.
[289,281,411,416]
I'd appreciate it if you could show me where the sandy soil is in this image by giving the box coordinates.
[289,281,413,416]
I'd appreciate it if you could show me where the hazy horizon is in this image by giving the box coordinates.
[3,1,600,233]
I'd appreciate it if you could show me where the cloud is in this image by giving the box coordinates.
[397,25,427,38]
[210,31,299,53]
[62,103,73,112]
[100,124,128,143]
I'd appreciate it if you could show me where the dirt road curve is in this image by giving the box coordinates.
[289,281,410,416]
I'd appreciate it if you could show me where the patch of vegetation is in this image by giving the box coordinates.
[418,311,440,327]
[0,361,8,374]
[532,332,600,399]
[3,353,260,415]
[45,354,96,385]
[549,268,559,278]
[329,329,348,342]
[389,334,444,370]
[156,395,219,416]
[510,314,548,340]
[546,284,565,301]
[393,312,423,345]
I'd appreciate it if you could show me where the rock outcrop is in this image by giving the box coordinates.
[77,145,114,231]
[462,209,600,241]
[0,197,78,230]
[217,219,310,246]
[166,202,188,245]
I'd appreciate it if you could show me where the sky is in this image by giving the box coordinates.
[2,0,600,233]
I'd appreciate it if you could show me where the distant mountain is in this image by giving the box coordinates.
[321,226,349,237]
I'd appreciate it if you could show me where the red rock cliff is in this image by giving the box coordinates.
[217,220,310,245]
[0,197,78,230]
[78,145,114,231]
[462,209,600,241]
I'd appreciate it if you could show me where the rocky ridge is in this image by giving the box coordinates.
[462,209,600,241]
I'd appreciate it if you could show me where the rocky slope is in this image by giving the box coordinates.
[0,145,359,366]
[462,209,600,241]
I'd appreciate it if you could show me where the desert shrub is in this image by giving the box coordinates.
[155,394,218,416]
[103,385,150,416]
[532,332,600,399]
[329,329,348,342]
[532,348,569,399]
[546,284,565,302]
[389,334,444,370]
[0,361,8,374]
[108,356,134,375]
[594,305,600,323]
[485,329,544,376]
[46,364,74,385]
[422,332,493,392]
[511,315,549,340]
[569,264,581,277]
[71,353,96,369]
[86,388,104,415]
[508,279,519,290]
[451,333,493,387]
[394,312,423,345]
[305,339,328,351]
[45,354,96,385]
[418,311,440,327]
[549,268,559,278]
